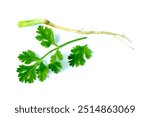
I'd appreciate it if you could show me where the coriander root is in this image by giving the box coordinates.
[18,18,133,49]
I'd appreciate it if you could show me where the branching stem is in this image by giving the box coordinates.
[41,37,87,60]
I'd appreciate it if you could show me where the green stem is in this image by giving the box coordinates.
[41,37,87,60]
[18,19,46,27]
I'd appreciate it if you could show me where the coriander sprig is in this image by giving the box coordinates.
[17,18,133,83]
[17,26,92,83]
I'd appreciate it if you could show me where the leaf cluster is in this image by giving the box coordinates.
[17,26,92,83]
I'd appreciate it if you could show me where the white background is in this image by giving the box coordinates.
[0,0,150,117]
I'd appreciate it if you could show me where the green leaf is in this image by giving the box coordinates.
[49,50,63,73]
[36,62,49,81]
[18,50,39,64]
[84,45,92,59]
[17,65,36,83]
[51,50,63,63]
[48,62,62,73]
[68,45,92,67]
[36,26,55,47]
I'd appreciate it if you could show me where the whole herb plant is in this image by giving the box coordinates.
[17,18,132,83]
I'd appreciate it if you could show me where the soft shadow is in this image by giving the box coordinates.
[61,52,71,72]
[55,34,61,44]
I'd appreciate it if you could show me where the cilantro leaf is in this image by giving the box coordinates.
[17,65,36,83]
[36,62,49,81]
[18,50,40,64]
[68,45,92,67]
[51,50,63,63]
[84,46,92,59]
[48,62,62,73]
[48,50,63,73]
[36,26,55,47]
